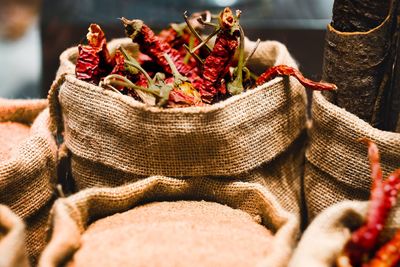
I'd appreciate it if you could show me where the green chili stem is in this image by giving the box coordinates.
[244,38,260,67]
[236,26,245,84]
[163,53,187,86]
[183,34,195,64]
[104,74,159,96]
[124,60,153,85]
[183,44,204,65]
[183,11,212,53]
[190,28,220,54]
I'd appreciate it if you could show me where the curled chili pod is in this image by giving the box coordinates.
[121,17,192,76]
[256,65,337,91]
[76,24,113,84]
[199,7,241,103]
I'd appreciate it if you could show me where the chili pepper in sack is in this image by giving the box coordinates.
[199,7,241,103]
[338,139,400,267]
[256,65,337,91]
[76,24,113,84]
[121,18,192,76]
[163,53,203,107]
[367,227,400,267]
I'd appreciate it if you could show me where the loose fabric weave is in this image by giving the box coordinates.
[0,100,58,265]
[304,91,400,222]
[289,200,400,267]
[0,204,30,267]
[38,176,299,267]
[51,38,307,217]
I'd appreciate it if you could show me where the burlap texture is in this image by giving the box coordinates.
[0,101,58,265]
[0,204,30,267]
[304,91,400,222]
[51,38,307,217]
[38,176,299,267]
[289,199,400,267]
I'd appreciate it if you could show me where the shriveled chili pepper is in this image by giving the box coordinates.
[76,24,113,84]
[339,139,400,267]
[199,7,241,103]
[256,65,337,91]
[121,17,193,76]
[164,53,203,107]
[367,227,400,267]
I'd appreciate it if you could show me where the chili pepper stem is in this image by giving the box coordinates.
[190,28,221,54]
[163,53,188,86]
[183,11,212,53]
[104,74,160,96]
[183,44,204,65]
[183,34,196,64]
[118,46,140,75]
[227,26,245,95]
[124,59,154,85]
[244,38,260,66]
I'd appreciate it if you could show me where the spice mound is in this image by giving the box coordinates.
[66,201,273,267]
[0,122,30,161]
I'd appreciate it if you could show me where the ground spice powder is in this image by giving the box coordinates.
[0,122,30,161]
[67,200,273,267]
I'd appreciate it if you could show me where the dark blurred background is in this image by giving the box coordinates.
[0,0,333,98]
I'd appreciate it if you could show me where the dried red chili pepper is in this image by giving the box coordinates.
[121,18,192,76]
[367,227,400,267]
[76,24,113,84]
[164,53,203,107]
[199,7,240,103]
[256,65,337,91]
[340,139,400,267]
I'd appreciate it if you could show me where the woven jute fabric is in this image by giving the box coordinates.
[38,176,299,267]
[0,98,47,125]
[0,204,30,267]
[0,102,58,265]
[304,91,400,222]
[289,199,400,267]
[51,38,307,217]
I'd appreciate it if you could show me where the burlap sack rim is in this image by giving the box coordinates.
[307,92,400,184]
[39,176,299,267]
[0,109,57,219]
[63,73,289,114]
[58,74,305,176]
[326,0,394,36]
[289,200,368,267]
[0,205,30,267]
[0,98,48,125]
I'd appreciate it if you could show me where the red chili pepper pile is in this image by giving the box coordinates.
[75,7,337,108]
[337,140,400,267]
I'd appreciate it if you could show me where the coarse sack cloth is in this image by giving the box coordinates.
[0,99,58,265]
[38,176,299,267]
[0,204,30,267]
[304,91,400,222]
[289,199,400,267]
[50,38,307,218]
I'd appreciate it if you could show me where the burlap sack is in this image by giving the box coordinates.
[50,38,307,218]
[0,99,58,265]
[304,91,400,222]
[289,199,400,267]
[38,176,299,267]
[0,204,30,267]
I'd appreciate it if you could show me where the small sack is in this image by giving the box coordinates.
[38,176,299,267]
[304,91,400,222]
[0,204,30,267]
[50,38,308,218]
[289,200,400,267]
[0,99,58,265]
